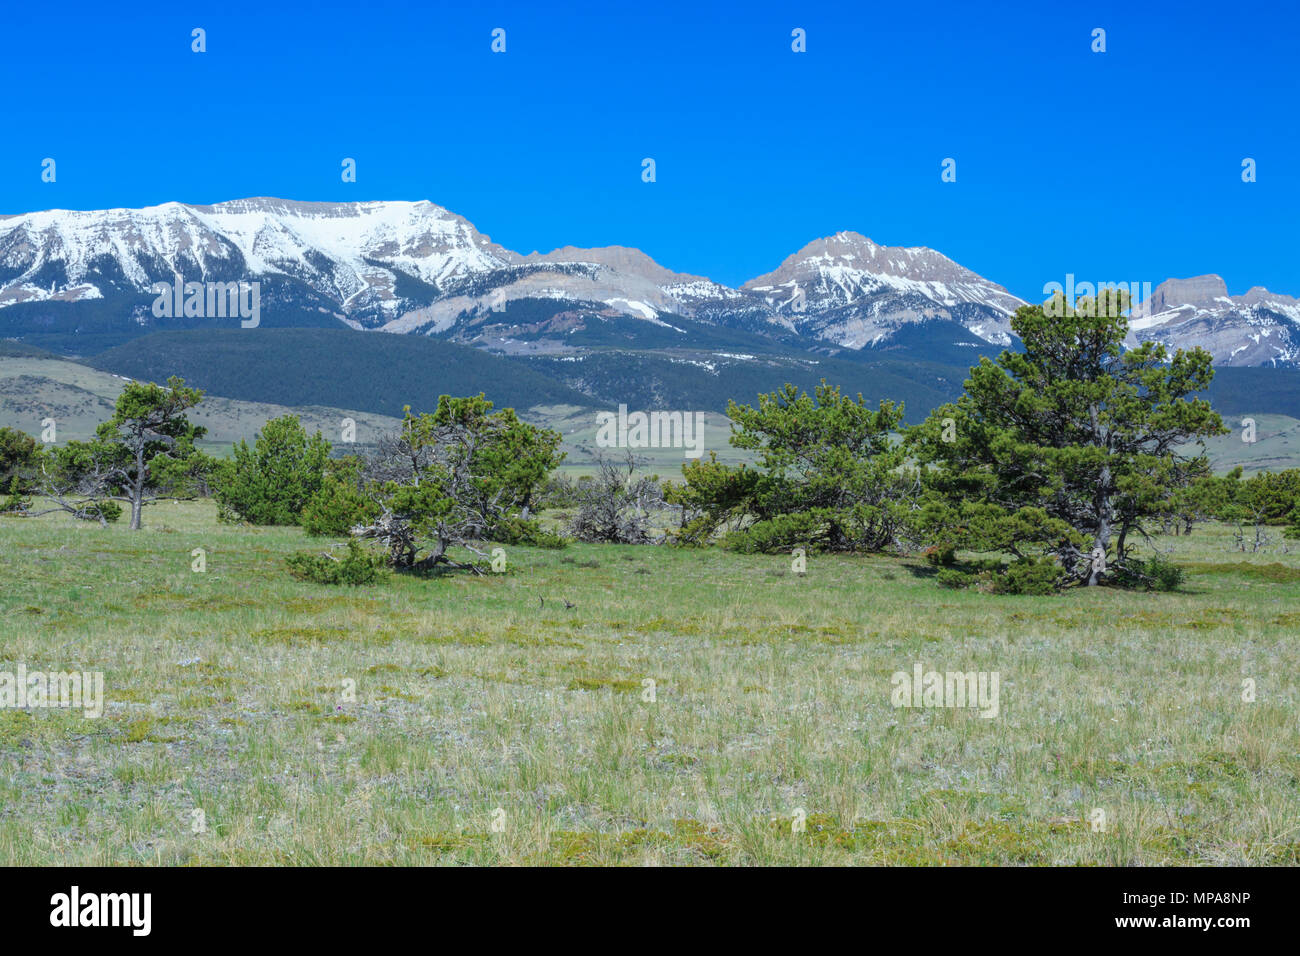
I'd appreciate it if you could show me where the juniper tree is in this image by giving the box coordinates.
[353,395,563,570]
[0,426,39,511]
[911,291,1225,586]
[0,426,38,489]
[671,382,917,552]
[28,377,209,530]
[215,414,331,525]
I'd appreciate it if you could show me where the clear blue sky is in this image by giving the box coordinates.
[3,0,1296,302]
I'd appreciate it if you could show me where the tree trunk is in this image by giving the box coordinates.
[1088,464,1113,586]
[1086,404,1113,586]
[129,445,146,530]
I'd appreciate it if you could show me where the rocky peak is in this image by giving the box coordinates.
[1147,275,1230,313]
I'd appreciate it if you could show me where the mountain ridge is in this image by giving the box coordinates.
[0,197,1295,370]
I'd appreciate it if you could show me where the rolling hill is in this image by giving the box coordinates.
[0,353,403,454]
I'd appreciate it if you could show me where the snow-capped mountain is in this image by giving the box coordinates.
[0,198,513,329]
[1,198,1295,368]
[1128,276,1300,367]
[737,232,1022,348]
[0,199,1022,353]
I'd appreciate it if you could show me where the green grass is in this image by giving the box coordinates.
[0,502,1296,865]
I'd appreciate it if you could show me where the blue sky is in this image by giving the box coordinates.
[2,0,1296,302]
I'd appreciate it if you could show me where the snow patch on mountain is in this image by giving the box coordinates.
[2,200,1294,366]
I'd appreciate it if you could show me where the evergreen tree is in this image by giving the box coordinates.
[911,291,1225,586]
[671,382,916,552]
[215,415,331,525]
[354,395,564,570]
[31,377,209,530]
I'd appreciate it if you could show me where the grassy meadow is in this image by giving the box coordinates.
[0,501,1297,866]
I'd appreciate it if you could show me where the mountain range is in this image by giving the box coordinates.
[1130,276,1300,367]
[0,197,1296,420]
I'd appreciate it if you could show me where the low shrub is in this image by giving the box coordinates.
[1111,554,1185,592]
[491,515,567,549]
[992,557,1065,595]
[936,557,1063,594]
[923,545,957,567]
[935,567,973,589]
[721,512,822,554]
[286,540,387,585]
[301,474,378,537]
[71,501,123,524]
